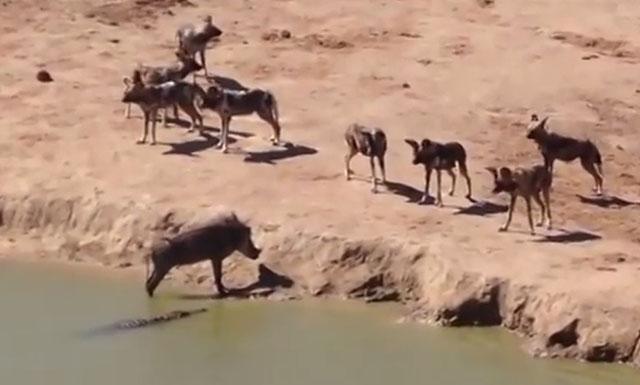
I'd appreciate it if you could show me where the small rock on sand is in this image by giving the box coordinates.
[36,70,53,83]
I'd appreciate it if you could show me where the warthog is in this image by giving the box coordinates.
[145,212,261,297]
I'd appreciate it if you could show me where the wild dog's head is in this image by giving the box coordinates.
[486,166,518,194]
[201,84,224,109]
[526,114,549,140]
[404,138,433,165]
[121,78,147,103]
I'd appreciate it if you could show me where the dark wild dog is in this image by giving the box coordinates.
[404,138,472,207]
[344,123,387,193]
[201,84,281,153]
[526,114,604,195]
[486,165,552,235]
[145,212,261,297]
[121,81,206,145]
[123,50,203,125]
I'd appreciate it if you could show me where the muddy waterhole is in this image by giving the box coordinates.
[0,259,638,385]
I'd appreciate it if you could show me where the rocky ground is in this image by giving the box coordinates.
[1,0,640,367]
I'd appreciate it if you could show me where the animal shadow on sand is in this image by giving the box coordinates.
[243,143,318,164]
[166,116,254,139]
[576,194,640,209]
[384,181,424,203]
[161,132,222,156]
[179,264,295,300]
[454,200,509,216]
[534,228,602,244]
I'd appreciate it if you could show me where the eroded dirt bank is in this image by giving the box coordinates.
[1,194,638,367]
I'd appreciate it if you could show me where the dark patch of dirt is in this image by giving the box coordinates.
[297,33,353,50]
[85,0,195,28]
[550,31,639,61]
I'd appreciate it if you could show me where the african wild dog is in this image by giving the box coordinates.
[121,81,206,145]
[145,212,261,297]
[526,114,604,195]
[344,123,387,193]
[176,15,223,79]
[200,84,281,153]
[404,138,472,207]
[486,165,552,235]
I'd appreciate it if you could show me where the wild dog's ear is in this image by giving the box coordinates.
[530,114,539,122]
[162,237,174,245]
[420,139,431,148]
[122,77,132,87]
[404,139,419,152]
[538,116,549,129]
[485,167,498,179]
[498,167,513,180]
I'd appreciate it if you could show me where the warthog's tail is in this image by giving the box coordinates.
[266,90,279,123]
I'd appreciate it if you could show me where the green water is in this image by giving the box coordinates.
[0,260,638,385]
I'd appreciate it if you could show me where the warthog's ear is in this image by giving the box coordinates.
[485,167,498,179]
[498,167,513,180]
[404,139,419,152]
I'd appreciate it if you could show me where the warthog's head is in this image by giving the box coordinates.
[236,222,261,260]
[526,114,549,140]
[486,166,517,194]
[175,49,203,73]
[404,138,432,165]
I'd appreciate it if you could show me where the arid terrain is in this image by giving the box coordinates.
[1,0,640,366]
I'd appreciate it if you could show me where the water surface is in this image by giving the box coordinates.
[0,259,638,385]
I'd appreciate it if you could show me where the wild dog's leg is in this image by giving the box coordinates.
[580,157,604,195]
[145,265,170,297]
[446,168,456,196]
[377,155,386,184]
[257,107,281,145]
[138,111,150,144]
[125,103,132,119]
[369,156,378,193]
[532,192,546,227]
[459,162,472,200]
[436,169,444,207]
[211,259,226,296]
[344,146,357,180]
[543,186,552,230]
[500,195,517,232]
[162,108,169,128]
[180,101,201,134]
[173,104,180,121]
[525,196,535,235]
[420,167,432,204]
[220,116,232,153]
[200,49,208,78]
[215,114,226,148]
[150,109,158,145]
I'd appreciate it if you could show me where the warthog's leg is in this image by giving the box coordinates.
[145,265,170,297]
[500,195,517,232]
[211,259,227,296]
